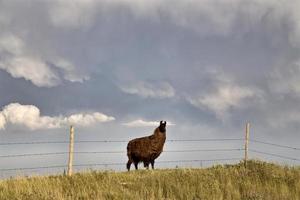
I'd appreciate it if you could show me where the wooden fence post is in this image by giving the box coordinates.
[244,122,250,167]
[67,125,74,176]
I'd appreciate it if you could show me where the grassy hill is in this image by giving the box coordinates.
[0,160,299,200]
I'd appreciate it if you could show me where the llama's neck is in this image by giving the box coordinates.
[153,128,166,140]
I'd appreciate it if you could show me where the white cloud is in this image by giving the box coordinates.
[186,68,262,119]
[0,34,88,87]
[0,34,59,87]
[54,59,90,83]
[0,113,5,130]
[0,56,60,87]
[120,81,175,99]
[122,119,175,127]
[0,103,115,130]
[67,113,115,127]
[189,85,255,118]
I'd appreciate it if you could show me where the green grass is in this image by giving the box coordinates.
[0,160,299,200]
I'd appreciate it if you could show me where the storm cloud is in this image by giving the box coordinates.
[0,0,299,147]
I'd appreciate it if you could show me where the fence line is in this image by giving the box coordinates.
[0,138,244,146]
[2,139,298,149]
[72,158,243,168]
[0,148,244,159]
[0,124,299,176]
[1,151,299,172]
[0,158,243,172]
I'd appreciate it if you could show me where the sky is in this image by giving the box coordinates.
[0,0,300,177]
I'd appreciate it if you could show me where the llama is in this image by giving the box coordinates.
[126,121,167,171]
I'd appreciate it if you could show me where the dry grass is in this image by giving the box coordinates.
[0,160,299,200]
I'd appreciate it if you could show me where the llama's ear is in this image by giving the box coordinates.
[164,121,167,125]
[160,121,163,125]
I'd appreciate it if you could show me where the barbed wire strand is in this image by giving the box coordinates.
[165,148,244,153]
[73,158,243,168]
[0,165,67,172]
[0,158,243,172]
[0,141,69,146]
[0,152,68,158]
[250,139,300,150]
[0,138,244,146]
[0,149,244,158]
[167,139,243,142]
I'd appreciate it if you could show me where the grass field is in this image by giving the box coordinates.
[0,160,299,200]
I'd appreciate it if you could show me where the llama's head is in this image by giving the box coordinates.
[159,121,167,133]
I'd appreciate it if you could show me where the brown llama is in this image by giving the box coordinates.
[126,121,167,171]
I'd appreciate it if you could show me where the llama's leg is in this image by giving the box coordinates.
[126,160,132,171]
[144,162,149,170]
[134,162,138,170]
[150,160,155,169]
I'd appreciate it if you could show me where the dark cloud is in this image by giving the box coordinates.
[0,0,299,171]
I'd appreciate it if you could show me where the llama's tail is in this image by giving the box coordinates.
[126,142,131,157]
[126,143,133,171]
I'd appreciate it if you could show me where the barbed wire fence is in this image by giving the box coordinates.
[0,123,299,177]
